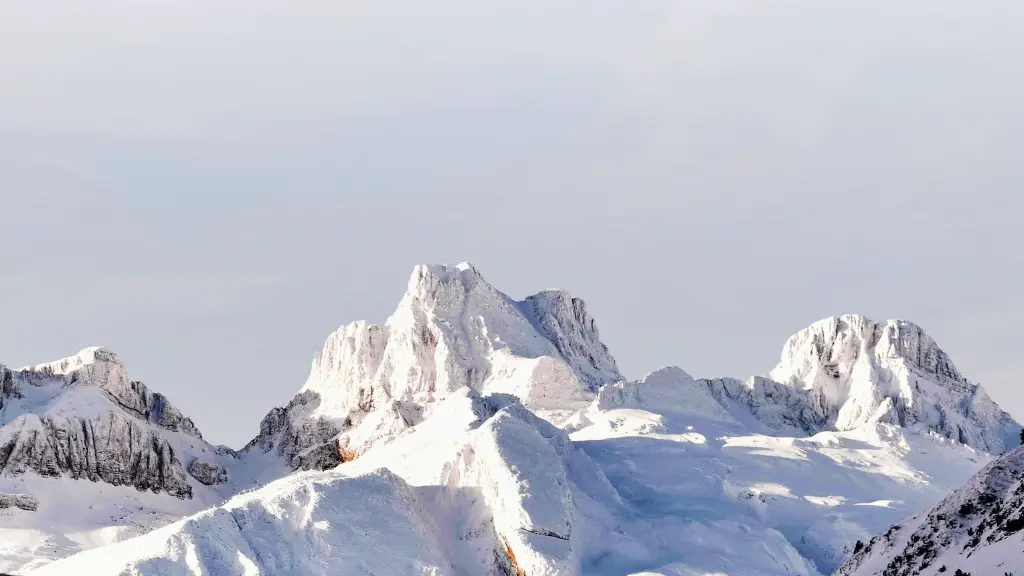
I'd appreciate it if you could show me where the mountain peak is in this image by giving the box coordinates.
[770,314,1019,453]
[250,261,622,468]
[784,315,966,384]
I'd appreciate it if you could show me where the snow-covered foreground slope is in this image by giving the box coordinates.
[836,445,1024,576]
[4,263,1021,575]
[31,391,582,576]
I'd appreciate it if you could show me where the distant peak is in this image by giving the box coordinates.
[769,314,1020,453]
[784,315,960,382]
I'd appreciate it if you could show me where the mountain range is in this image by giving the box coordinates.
[1,262,1019,575]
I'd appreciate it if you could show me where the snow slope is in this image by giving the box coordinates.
[31,391,583,576]
[836,445,1024,576]
[565,367,991,574]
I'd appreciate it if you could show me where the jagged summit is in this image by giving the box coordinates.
[246,262,623,470]
[769,314,1020,453]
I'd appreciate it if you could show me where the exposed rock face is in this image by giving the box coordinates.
[0,492,39,511]
[246,262,624,470]
[700,376,829,435]
[837,446,1024,576]
[0,410,193,499]
[243,390,345,471]
[187,459,227,486]
[769,315,1020,453]
[0,348,212,499]
[520,290,620,393]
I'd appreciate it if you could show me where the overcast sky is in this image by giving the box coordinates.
[2,0,1022,447]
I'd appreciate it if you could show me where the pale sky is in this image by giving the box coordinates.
[2,0,1022,448]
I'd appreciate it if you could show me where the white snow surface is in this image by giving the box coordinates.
[3,265,1021,576]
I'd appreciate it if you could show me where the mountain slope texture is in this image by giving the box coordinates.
[836,445,1024,576]
[2,262,1019,576]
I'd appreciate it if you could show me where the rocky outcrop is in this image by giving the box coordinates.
[243,390,345,471]
[769,315,1020,453]
[0,411,192,499]
[187,459,227,486]
[700,376,829,435]
[837,446,1024,576]
[0,492,38,511]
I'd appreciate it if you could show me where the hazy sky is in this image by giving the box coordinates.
[2,0,1022,447]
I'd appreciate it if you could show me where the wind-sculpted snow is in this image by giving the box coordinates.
[771,315,1021,453]
[837,445,1024,576]
[246,262,624,471]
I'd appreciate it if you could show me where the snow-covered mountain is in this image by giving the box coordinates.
[770,314,1019,454]
[3,263,1020,575]
[0,347,246,571]
[242,262,623,470]
[836,445,1024,576]
[0,347,219,498]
